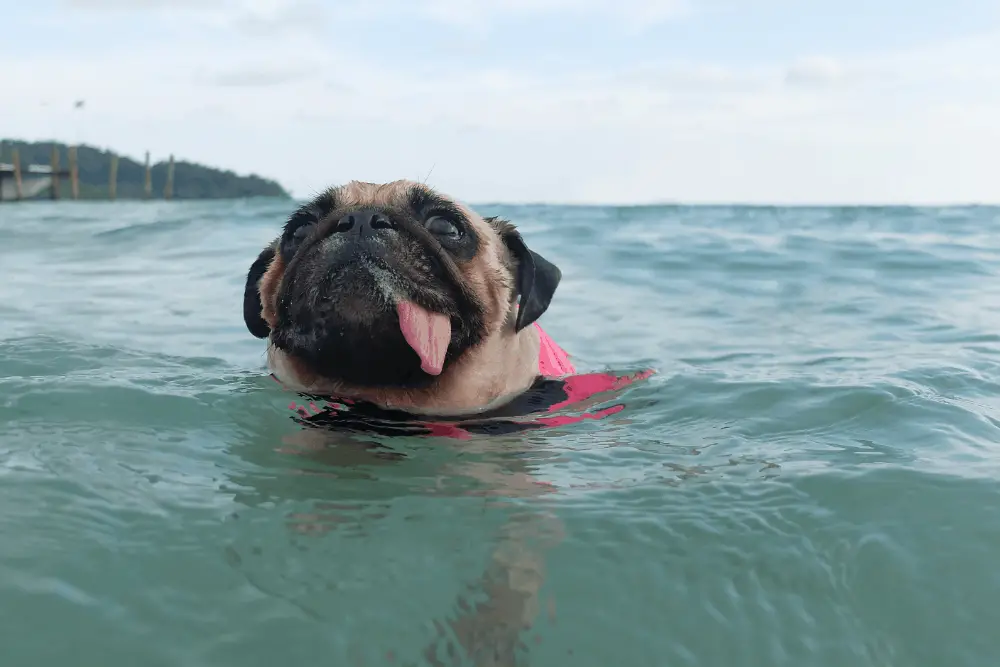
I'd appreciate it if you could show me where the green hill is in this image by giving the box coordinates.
[0,139,291,200]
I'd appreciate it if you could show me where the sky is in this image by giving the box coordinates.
[2,0,999,205]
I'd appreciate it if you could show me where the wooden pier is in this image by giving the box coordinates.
[0,142,168,203]
[0,159,70,201]
[0,139,288,201]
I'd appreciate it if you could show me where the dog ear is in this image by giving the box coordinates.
[489,218,562,332]
[243,244,276,339]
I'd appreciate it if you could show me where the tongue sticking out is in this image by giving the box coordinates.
[396,301,452,376]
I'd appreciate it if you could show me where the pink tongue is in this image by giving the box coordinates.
[396,301,452,376]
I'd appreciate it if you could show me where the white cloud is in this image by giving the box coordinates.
[198,65,315,88]
[231,2,328,36]
[63,0,689,30]
[63,0,331,37]
[9,9,1000,204]
[64,0,205,7]
[784,56,845,86]
[408,0,690,29]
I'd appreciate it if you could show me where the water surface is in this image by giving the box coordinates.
[2,200,1000,666]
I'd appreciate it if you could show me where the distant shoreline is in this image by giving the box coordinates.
[0,139,291,201]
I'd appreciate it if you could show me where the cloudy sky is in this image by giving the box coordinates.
[3,0,999,204]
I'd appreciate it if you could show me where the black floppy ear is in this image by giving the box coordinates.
[243,244,276,339]
[502,227,562,332]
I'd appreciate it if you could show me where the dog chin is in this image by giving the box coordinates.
[269,330,439,392]
[266,343,326,394]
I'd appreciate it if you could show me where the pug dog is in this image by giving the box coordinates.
[243,179,564,416]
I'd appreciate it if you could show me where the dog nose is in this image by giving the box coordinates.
[334,209,396,237]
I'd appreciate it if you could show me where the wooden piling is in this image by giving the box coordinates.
[50,145,61,200]
[143,151,152,199]
[68,145,80,200]
[108,154,119,200]
[12,148,23,201]
[164,154,175,200]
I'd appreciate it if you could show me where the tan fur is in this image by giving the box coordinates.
[256,179,540,415]
[257,243,282,329]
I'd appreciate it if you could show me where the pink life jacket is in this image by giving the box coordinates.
[534,322,576,376]
[281,323,654,438]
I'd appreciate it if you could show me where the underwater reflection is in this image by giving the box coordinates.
[221,371,655,664]
[226,410,570,665]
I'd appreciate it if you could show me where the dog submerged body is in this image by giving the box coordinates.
[243,180,571,416]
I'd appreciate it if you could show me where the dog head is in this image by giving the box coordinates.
[243,180,562,403]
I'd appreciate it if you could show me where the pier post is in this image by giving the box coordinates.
[143,151,152,199]
[69,145,80,200]
[50,145,61,200]
[109,154,119,200]
[12,148,23,201]
[164,154,175,200]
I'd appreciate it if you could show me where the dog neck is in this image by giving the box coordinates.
[267,324,542,417]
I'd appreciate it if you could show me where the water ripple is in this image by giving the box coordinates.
[3,201,1000,665]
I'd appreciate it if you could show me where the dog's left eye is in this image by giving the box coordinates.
[426,216,461,240]
[280,222,315,260]
[292,223,314,242]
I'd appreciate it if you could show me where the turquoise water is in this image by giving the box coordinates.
[3,200,1000,666]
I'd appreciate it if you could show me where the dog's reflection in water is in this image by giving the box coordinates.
[278,423,563,667]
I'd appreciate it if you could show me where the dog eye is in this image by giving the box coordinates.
[281,222,315,258]
[426,216,461,239]
[292,224,314,242]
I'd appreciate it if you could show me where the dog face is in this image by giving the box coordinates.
[243,180,562,398]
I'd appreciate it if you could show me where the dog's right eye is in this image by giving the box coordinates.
[426,216,462,240]
[281,222,315,259]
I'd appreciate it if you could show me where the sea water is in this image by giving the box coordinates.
[2,200,1000,666]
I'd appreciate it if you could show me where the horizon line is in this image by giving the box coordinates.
[5,139,996,210]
